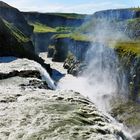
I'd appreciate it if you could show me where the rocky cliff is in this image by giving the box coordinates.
[23,12,86,28]
[0,17,52,74]
[93,9,140,21]
[22,12,87,53]
[0,1,52,74]
[0,1,33,37]
[32,32,55,53]
[48,36,91,62]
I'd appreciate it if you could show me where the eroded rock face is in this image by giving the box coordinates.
[49,38,90,62]
[32,33,55,53]
[93,9,140,21]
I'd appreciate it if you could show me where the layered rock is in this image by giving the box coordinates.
[48,37,91,62]
[32,32,55,52]
[93,9,140,21]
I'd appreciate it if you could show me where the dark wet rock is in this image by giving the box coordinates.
[63,54,87,76]
[32,32,56,53]
[52,39,68,62]
[0,70,41,80]
[47,46,55,58]
[50,37,90,62]
[20,79,49,89]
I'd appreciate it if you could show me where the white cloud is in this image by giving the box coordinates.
[58,1,126,13]
[3,0,127,14]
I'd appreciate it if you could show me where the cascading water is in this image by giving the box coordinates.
[58,42,128,112]
[58,42,135,139]
[34,64,56,90]
[82,42,128,112]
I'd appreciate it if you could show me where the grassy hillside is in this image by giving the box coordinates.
[30,22,76,33]
[114,41,140,56]
[0,17,52,73]
[52,33,90,42]
[30,22,56,33]
[4,20,30,43]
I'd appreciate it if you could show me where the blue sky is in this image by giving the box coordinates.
[2,0,140,14]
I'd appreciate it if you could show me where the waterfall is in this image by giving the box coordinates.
[34,64,56,90]
[58,43,128,112]
[82,43,128,112]
[58,42,134,139]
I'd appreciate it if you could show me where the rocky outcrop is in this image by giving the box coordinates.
[49,37,91,62]
[0,70,41,80]
[32,32,55,52]
[63,54,86,76]
[0,18,52,74]
[23,12,86,28]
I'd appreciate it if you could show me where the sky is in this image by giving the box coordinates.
[2,0,140,14]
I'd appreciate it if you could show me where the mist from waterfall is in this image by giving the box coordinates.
[82,42,128,111]
[58,19,129,113]
[58,42,128,113]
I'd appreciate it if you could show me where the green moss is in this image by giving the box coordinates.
[30,22,76,33]
[53,33,90,42]
[3,20,29,43]
[113,41,140,56]
[30,22,56,33]
[48,45,55,49]
[55,26,75,33]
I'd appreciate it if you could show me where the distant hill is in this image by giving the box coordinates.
[22,12,87,28]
